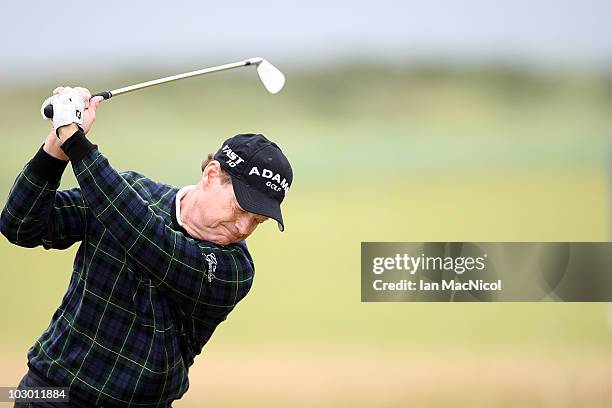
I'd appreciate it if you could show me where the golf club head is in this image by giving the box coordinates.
[248,58,285,94]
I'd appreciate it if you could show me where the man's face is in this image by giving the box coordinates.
[194,164,268,245]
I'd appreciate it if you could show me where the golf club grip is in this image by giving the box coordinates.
[43,91,113,119]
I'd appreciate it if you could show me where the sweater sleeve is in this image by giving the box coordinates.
[0,146,88,249]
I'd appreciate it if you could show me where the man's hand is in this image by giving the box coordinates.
[40,86,104,134]
[41,86,104,155]
[60,87,103,135]
[40,87,85,133]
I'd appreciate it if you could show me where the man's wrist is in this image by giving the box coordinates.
[57,123,79,142]
[28,145,69,183]
[60,127,97,162]
[44,131,69,161]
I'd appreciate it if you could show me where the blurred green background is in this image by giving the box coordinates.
[1,65,611,406]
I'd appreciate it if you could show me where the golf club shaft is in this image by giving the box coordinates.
[43,59,256,119]
[111,60,251,97]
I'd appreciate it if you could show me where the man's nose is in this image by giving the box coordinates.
[235,214,255,235]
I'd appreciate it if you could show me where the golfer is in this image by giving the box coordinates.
[0,86,293,407]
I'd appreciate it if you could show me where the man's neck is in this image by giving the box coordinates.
[180,188,194,226]
[179,188,204,239]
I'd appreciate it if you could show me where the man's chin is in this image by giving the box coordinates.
[206,235,234,245]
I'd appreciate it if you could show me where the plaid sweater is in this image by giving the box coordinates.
[0,131,255,407]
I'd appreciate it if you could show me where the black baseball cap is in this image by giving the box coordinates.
[213,134,293,231]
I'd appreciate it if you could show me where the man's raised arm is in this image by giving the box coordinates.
[55,106,253,319]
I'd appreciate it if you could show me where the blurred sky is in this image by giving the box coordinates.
[1,0,611,82]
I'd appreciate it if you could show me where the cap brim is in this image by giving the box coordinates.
[231,177,285,231]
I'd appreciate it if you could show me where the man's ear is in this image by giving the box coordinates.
[201,160,222,188]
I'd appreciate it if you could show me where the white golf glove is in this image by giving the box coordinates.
[40,87,85,131]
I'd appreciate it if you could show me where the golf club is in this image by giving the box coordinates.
[43,57,285,119]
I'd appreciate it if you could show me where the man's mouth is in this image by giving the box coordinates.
[221,225,241,242]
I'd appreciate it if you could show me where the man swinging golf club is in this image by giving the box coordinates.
[1,80,292,407]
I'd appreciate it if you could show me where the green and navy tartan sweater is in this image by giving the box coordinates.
[0,130,255,407]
